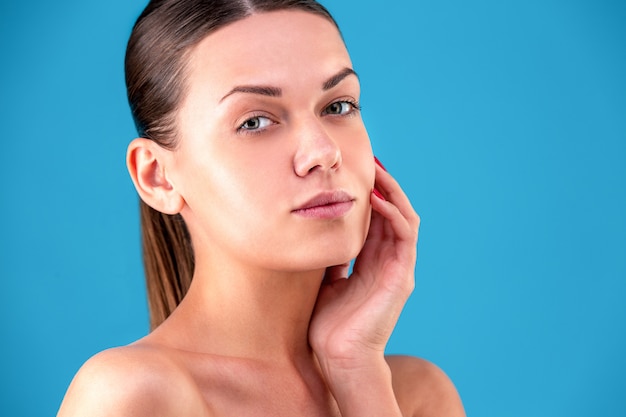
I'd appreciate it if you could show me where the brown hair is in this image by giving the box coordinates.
[125,0,339,330]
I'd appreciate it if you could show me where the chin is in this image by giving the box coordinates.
[325,207,371,265]
[313,228,369,269]
[272,204,372,272]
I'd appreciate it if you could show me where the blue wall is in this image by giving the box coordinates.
[1,1,624,415]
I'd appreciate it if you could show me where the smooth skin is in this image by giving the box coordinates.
[58,10,465,417]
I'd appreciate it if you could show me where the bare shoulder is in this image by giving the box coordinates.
[57,344,206,417]
[386,355,466,417]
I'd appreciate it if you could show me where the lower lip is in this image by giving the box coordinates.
[292,201,354,219]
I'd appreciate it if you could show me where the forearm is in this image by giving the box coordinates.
[319,356,403,417]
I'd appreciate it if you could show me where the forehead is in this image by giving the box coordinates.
[186,10,352,99]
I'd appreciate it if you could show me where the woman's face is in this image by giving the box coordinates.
[167,10,374,272]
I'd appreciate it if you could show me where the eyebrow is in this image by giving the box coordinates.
[322,67,358,91]
[219,67,359,103]
[219,85,282,102]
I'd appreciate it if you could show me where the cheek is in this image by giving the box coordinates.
[342,124,375,187]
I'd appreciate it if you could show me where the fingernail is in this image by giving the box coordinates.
[372,188,386,201]
[374,156,387,171]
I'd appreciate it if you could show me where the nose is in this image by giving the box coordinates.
[293,119,342,177]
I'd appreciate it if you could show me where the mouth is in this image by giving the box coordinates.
[292,190,356,219]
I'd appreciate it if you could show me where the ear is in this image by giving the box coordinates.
[126,138,184,215]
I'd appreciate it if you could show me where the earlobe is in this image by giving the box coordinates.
[126,138,184,215]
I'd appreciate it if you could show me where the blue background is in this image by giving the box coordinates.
[1,1,624,415]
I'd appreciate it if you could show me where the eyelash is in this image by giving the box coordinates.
[236,99,361,136]
[323,99,362,117]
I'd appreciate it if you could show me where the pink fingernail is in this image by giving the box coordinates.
[374,156,387,172]
[373,188,386,201]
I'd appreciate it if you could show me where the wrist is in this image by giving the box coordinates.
[317,355,403,417]
[317,350,386,376]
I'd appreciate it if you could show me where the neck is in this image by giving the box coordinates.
[153,252,326,365]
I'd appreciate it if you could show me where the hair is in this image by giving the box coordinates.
[125,0,339,330]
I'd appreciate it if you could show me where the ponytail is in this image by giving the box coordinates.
[140,200,194,330]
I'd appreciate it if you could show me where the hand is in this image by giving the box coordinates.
[309,159,420,368]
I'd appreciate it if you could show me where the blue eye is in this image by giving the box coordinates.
[323,100,361,116]
[239,116,273,131]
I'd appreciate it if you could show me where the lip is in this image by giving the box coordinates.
[292,190,356,219]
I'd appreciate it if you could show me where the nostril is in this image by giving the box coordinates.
[332,151,342,169]
[292,125,342,176]
[307,164,321,174]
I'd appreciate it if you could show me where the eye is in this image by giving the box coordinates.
[323,100,361,116]
[238,115,274,132]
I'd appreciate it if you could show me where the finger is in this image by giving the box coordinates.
[374,164,417,223]
[366,192,385,239]
[353,205,385,270]
[374,164,420,231]
[371,190,418,244]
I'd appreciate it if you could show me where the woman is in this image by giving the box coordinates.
[58,1,465,415]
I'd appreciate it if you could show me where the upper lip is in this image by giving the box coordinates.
[293,190,355,211]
